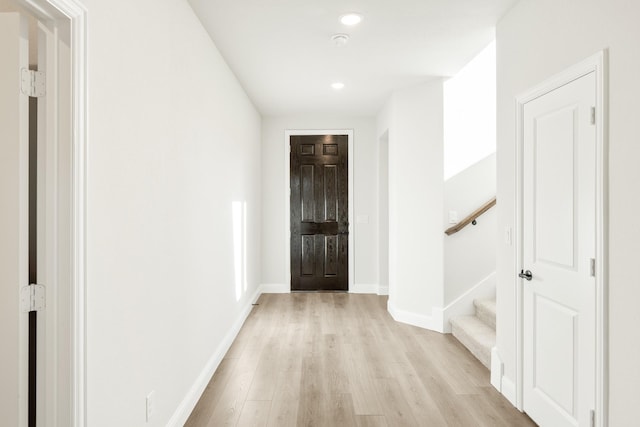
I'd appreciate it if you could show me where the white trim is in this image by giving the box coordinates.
[440,272,496,333]
[350,284,379,294]
[501,374,517,407]
[259,283,290,294]
[490,346,503,392]
[284,130,355,291]
[514,51,608,425]
[14,1,88,426]
[387,299,438,331]
[167,286,262,427]
[377,286,389,296]
[64,3,87,425]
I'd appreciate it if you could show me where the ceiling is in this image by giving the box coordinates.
[187,0,518,117]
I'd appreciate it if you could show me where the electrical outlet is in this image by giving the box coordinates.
[448,211,458,224]
[146,390,155,422]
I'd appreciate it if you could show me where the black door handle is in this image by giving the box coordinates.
[519,269,533,281]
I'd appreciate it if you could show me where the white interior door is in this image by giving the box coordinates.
[522,71,596,427]
[0,11,31,427]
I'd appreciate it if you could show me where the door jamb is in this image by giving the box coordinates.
[514,51,608,425]
[284,130,354,292]
[15,0,87,425]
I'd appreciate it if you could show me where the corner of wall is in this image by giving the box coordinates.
[387,298,443,332]
[490,346,517,408]
[377,286,389,296]
[491,345,517,409]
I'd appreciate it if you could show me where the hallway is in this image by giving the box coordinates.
[185,293,536,426]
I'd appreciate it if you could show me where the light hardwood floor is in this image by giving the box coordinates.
[185,293,536,427]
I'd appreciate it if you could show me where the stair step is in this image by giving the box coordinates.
[450,315,495,369]
[474,298,496,330]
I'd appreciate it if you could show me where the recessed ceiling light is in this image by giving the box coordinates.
[331,82,345,90]
[340,13,362,26]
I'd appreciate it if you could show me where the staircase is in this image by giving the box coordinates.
[450,298,496,369]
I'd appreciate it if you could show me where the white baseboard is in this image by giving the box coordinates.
[491,349,522,412]
[387,299,439,331]
[260,283,388,295]
[259,283,290,293]
[350,284,378,294]
[491,346,503,391]
[167,285,262,426]
[385,272,496,334]
[501,374,517,407]
[440,272,496,333]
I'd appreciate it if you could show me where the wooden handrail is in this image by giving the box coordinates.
[444,197,496,236]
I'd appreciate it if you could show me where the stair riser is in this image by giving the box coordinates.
[473,298,496,330]
[450,317,494,369]
[475,304,496,330]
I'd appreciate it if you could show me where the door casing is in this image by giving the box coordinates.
[12,0,88,426]
[284,130,354,292]
[514,51,608,426]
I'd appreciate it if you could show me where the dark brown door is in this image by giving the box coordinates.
[290,135,348,291]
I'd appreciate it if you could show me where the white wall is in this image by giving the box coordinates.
[261,115,379,291]
[83,0,262,425]
[378,80,445,326]
[378,131,390,294]
[444,153,496,305]
[444,41,496,180]
[496,1,640,424]
[442,41,497,308]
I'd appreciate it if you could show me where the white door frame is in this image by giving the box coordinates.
[15,0,87,425]
[284,130,355,292]
[515,51,608,426]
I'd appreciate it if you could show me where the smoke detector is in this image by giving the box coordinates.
[331,34,350,47]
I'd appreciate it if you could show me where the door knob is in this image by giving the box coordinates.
[519,269,533,281]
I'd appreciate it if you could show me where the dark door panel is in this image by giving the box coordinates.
[290,135,348,291]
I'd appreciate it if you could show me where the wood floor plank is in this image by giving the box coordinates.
[184,357,239,427]
[266,324,302,427]
[186,294,537,427]
[374,378,420,426]
[327,393,359,427]
[267,398,299,427]
[390,361,448,426]
[475,386,538,426]
[405,356,486,427]
[355,415,389,427]
[236,400,271,427]
[246,337,281,401]
[345,343,386,416]
[204,330,265,426]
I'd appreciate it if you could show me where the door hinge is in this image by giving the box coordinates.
[590,258,596,277]
[20,284,46,313]
[590,106,596,125]
[590,409,595,427]
[20,68,46,98]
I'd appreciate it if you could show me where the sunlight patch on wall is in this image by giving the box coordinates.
[444,41,496,180]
